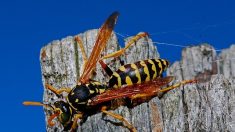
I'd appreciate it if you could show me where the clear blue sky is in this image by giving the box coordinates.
[1,0,235,131]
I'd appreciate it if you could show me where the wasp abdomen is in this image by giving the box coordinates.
[108,59,169,88]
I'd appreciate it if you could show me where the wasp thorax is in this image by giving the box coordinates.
[68,85,90,102]
[65,84,91,111]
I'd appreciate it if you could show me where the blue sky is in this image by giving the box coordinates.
[1,0,235,131]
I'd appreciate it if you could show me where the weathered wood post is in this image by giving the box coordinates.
[40,29,235,132]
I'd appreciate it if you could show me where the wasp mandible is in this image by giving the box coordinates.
[23,11,196,132]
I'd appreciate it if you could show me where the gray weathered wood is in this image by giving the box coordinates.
[165,44,235,132]
[40,30,235,132]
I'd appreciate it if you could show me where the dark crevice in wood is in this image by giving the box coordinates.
[74,38,80,81]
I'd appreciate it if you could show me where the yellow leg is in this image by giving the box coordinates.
[101,106,137,132]
[71,113,83,131]
[74,36,90,80]
[45,84,71,95]
[130,93,150,100]
[159,79,197,93]
[130,79,197,100]
[74,36,88,63]
[101,32,149,60]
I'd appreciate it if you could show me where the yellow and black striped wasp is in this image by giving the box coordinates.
[23,11,196,132]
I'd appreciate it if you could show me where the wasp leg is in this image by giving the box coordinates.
[101,32,149,60]
[159,79,197,93]
[101,106,137,132]
[75,36,88,63]
[75,36,88,74]
[130,93,151,100]
[75,36,99,82]
[71,113,83,131]
[45,84,71,95]
[130,79,197,100]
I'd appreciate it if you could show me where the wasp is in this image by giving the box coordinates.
[23,12,196,132]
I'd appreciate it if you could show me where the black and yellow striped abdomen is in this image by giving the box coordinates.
[108,58,169,88]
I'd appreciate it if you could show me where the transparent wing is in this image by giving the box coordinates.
[79,12,119,84]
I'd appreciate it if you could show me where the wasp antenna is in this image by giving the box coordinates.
[23,101,54,111]
[23,101,44,106]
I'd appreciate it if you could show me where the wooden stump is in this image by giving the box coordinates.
[40,30,235,132]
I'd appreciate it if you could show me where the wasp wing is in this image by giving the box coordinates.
[79,12,119,84]
[89,76,174,106]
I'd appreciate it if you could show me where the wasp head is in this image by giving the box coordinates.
[47,101,73,130]
[23,100,75,130]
